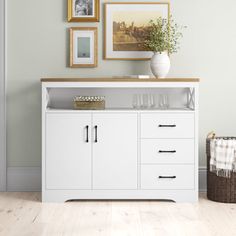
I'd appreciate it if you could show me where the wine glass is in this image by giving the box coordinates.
[159,94,169,109]
[132,94,138,109]
[149,94,156,109]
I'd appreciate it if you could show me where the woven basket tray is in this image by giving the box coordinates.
[74,100,105,110]
[206,137,236,203]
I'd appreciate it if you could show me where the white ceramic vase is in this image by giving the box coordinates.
[150,52,170,79]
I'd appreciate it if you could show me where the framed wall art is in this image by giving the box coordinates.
[68,0,100,22]
[104,2,170,60]
[70,27,98,68]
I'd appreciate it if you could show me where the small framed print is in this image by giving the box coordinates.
[68,0,100,22]
[70,27,98,68]
[104,2,170,60]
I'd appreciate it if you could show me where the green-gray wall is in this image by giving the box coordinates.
[7,0,236,168]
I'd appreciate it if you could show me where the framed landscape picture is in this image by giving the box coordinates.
[104,2,170,60]
[68,0,100,22]
[70,27,98,68]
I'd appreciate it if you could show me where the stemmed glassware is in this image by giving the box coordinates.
[132,94,156,109]
[148,94,155,108]
[132,94,141,109]
[159,94,169,109]
[133,94,169,109]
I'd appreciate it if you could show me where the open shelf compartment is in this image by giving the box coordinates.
[45,87,196,111]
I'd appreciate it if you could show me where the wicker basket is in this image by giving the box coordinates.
[74,96,105,110]
[206,137,236,203]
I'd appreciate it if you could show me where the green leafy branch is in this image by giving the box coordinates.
[144,16,186,54]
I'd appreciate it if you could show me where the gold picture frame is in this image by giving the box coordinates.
[70,27,98,68]
[104,2,170,60]
[68,0,100,22]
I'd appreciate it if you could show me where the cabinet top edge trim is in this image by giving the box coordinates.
[41,78,200,83]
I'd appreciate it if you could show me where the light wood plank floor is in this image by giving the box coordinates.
[0,193,236,236]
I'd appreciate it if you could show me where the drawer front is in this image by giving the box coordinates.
[141,165,194,190]
[141,113,194,138]
[141,139,194,164]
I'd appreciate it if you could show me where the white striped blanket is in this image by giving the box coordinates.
[210,139,236,178]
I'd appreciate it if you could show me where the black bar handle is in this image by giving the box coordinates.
[94,125,98,143]
[159,124,176,128]
[158,150,176,153]
[159,176,176,179]
[85,125,89,143]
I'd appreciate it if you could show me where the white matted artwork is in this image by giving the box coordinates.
[68,0,100,22]
[104,2,170,60]
[70,27,98,68]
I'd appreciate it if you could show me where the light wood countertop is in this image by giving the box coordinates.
[41,77,200,83]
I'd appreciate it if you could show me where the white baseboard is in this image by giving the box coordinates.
[7,167,41,192]
[7,166,207,192]
[199,166,207,192]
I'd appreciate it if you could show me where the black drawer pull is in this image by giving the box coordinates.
[158,176,176,179]
[94,125,98,143]
[158,150,176,153]
[85,125,89,143]
[159,124,176,128]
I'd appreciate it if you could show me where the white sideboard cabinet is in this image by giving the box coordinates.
[41,77,199,202]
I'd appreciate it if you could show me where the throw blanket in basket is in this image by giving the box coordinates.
[210,139,236,178]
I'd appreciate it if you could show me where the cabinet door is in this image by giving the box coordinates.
[46,113,91,189]
[93,113,138,189]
